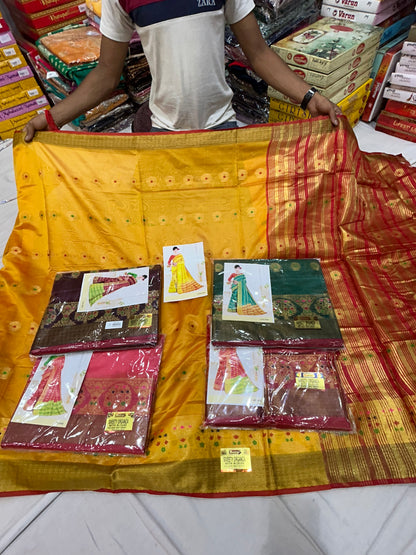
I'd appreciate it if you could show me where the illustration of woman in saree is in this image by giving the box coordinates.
[214,348,258,394]
[226,265,266,315]
[167,246,202,294]
[88,272,145,306]
[23,355,66,416]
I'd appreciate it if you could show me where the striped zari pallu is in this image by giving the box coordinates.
[0,116,415,496]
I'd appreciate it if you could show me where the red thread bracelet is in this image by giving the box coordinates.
[44,109,60,131]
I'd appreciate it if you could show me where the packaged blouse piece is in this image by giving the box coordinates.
[30,266,161,355]
[39,24,102,66]
[204,343,264,428]
[2,338,164,455]
[211,258,344,350]
[263,349,353,431]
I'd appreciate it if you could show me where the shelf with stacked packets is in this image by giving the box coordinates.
[0,10,50,139]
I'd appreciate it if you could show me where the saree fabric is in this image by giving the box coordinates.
[0,117,416,496]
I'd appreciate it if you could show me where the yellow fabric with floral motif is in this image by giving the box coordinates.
[0,117,415,496]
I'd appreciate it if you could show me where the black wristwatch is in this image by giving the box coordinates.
[300,87,318,111]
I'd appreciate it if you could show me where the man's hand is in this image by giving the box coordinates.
[307,93,342,126]
[23,112,49,142]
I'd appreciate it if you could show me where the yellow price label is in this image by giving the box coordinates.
[294,319,321,329]
[295,371,325,390]
[128,313,152,328]
[220,448,252,473]
[105,411,134,432]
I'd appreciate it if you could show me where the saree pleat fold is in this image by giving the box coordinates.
[0,116,415,496]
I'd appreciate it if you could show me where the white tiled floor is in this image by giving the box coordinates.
[0,124,415,555]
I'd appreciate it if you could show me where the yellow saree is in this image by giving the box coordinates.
[0,117,415,496]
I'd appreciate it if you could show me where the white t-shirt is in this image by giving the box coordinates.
[100,0,254,130]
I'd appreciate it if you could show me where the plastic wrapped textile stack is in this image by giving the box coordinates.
[1,343,165,456]
[123,36,151,108]
[225,0,321,124]
[84,0,151,109]
[204,258,353,432]
[268,17,383,124]
[1,264,164,457]
[0,11,50,138]
[1,0,87,41]
[32,23,136,132]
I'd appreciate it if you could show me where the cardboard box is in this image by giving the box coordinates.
[321,0,411,15]
[0,65,34,86]
[321,0,415,26]
[0,43,21,62]
[0,31,16,48]
[14,0,84,15]
[6,0,86,30]
[11,13,87,41]
[268,62,373,103]
[0,75,40,100]
[0,106,49,138]
[0,95,49,127]
[0,84,43,108]
[0,53,27,75]
[271,17,383,74]
[383,86,416,104]
[288,45,377,87]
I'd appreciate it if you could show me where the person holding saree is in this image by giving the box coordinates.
[23,0,341,140]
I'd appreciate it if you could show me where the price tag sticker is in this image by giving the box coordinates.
[295,371,325,390]
[128,313,152,328]
[294,318,321,329]
[105,320,123,330]
[105,411,134,432]
[220,448,252,473]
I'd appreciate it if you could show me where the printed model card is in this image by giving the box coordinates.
[221,262,274,323]
[11,351,92,428]
[77,267,149,312]
[163,242,207,302]
[207,345,264,407]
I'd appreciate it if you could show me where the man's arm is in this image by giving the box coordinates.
[230,13,342,125]
[24,36,129,141]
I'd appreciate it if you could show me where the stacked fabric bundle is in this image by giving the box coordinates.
[2,266,164,455]
[123,36,151,107]
[268,17,383,125]
[2,0,87,41]
[205,258,353,432]
[85,0,151,118]
[31,23,136,132]
[225,0,322,124]
[0,11,49,138]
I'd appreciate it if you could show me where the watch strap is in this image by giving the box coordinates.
[300,87,318,111]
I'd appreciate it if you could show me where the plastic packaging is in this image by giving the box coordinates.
[2,338,164,455]
[263,349,353,431]
[204,343,265,428]
[204,343,352,431]
[30,266,161,356]
[211,259,344,350]
[39,24,102,66]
